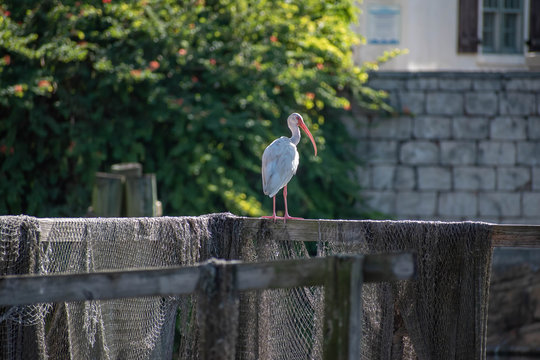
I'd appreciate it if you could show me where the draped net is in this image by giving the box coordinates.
[0,214,492,359]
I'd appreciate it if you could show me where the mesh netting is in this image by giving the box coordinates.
[318,220,493,359]
[0,214,492,360]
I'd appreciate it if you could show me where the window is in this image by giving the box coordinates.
[482,0,523,53]
[458,0,540,54]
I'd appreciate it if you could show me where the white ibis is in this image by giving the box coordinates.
[261,113,317,222]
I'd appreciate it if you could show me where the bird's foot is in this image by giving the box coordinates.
[261,215,280,223]
[261,214,304,224]
[283,214,303,223]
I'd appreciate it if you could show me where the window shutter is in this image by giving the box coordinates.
[458,0,479,53]
[529,0,540,52]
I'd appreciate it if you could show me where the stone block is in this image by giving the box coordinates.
[427,93,464,115]
[490,117,527,140]
[417,166,452,190]
[533,168,540,191]
[400,141,439,165]
[414,116,451,139]
[478,141,516,165]
[517,142,540,166]
[465,92,498,116]
[356,166,371,188]
[342,115,370,139]
[500,93,536,116]
[395,166,416,190]
[438,192,477,216]
[367,141,399,164]
[473,79,502,91]
[454,167,496,190]
[505,78,540,91]
[478,192,520,217]
[363,191,395,214]
[452,117,489,139]
[369,78,406,91]
[355,141,369,162]
[440,141,476,165]
[396,191,437,216]
[398,91,425,115]
[497,167,531,191]
[529,117,540,139]
[369,117,412,139]
[439,78,472,91]
[385,93,400,111]
[523,192,540,216]
[371,165,395,190]
[407,77,438,90]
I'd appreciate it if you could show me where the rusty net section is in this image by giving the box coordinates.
[0,214,492,359]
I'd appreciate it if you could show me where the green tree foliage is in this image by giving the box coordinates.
[0,0,397,218]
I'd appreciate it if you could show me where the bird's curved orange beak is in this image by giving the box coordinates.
[298,118,317,156]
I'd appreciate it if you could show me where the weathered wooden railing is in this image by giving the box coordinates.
[236,218,540,247]
[0,252,415,360]
[2,216,539,359]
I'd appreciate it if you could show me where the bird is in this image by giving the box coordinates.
[261,113,317,222]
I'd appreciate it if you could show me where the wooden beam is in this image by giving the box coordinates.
[0,253,415,306]
[323,255,363,360]
[0,265,201,306]
[239,217,540,248]
[491,224,540,247]
[37,216,540,248]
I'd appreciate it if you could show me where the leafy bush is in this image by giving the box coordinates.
[0,0,396,218]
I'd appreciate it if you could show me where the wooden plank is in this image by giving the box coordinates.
[111,162,143,177]
[125,174,158,217]
[363,251,416,281]
[491,224,540,247]
[0,266,201,306]
[347,257,363,359]
[240,217,328,242]
[236,257,328,289]
[240,218,540,248]
[36,216,540,247]
[91,172,124,217]
[197,259,239,360]
[323,255,363,360]
[0,253,415,306]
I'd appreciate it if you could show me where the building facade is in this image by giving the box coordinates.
[353,0,540,71]
[349,1,540,352]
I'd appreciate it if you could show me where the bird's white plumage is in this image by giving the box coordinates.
[262,136,299,198]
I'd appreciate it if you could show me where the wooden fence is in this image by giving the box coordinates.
[0,252,415,360]
[1,217,539,359]
[234,218,540,247]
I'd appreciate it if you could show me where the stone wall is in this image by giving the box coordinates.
[352,71,540,223]
[350,71,540,354]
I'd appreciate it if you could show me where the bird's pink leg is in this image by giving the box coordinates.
[262,196,279,222]
[283,185,303,223]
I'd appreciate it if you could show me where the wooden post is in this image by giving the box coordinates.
[110,162,143,177]
[323,255,364,360]
[125,174,158,217]
[91,163,161,217]
[196,259,239,360]
[91,172,124,217]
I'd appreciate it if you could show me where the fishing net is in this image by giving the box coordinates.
[318,220,493,359]
[0,214,492,359]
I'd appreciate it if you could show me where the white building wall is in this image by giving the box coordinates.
[353,0,530,71]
